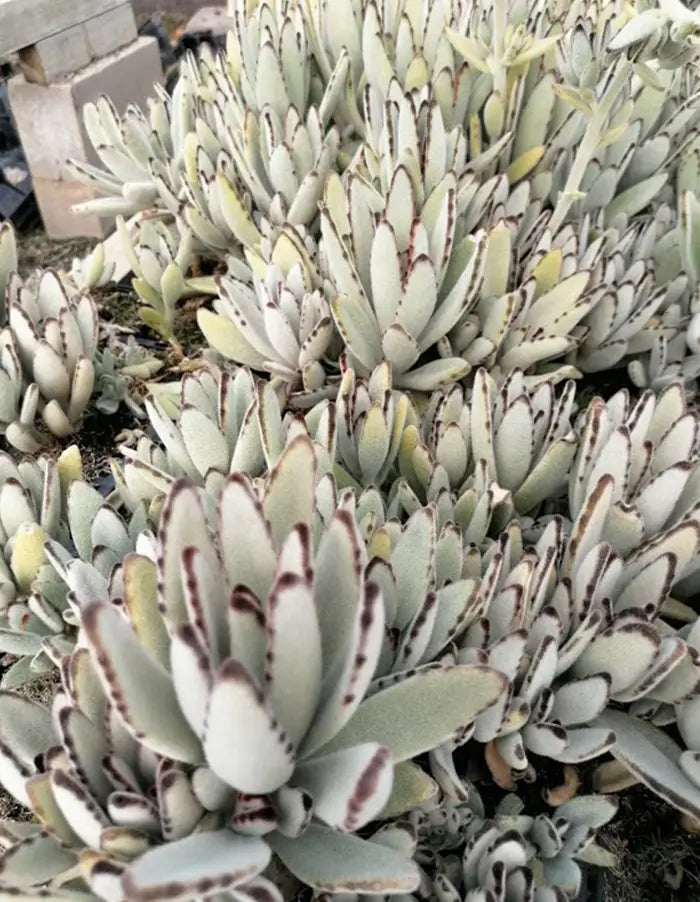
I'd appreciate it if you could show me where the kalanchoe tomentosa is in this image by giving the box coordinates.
[0,445,150,689]
[315,789,618,901]
[0,435,507,898]
[198,224,340,401]
[0,226,97,451]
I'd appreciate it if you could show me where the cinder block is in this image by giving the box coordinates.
[0,0,122,59]
[8,36,163,239]
[8,80,84,182]
[31,178,105,240]
[18,4,139,85]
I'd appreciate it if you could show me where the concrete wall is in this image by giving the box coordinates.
[132,0,212,16]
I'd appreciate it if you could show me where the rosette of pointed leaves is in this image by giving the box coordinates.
[348,499,483,681]
[591,616,700,823]
[425,495,700,782]
[303,0,459,117]
[399,369,577,517]
[320,168,485,389]
[437,219,592,379]
[0,449,76,684]
[0,446,148,688]
[112,366,336,518]
[352,93,576,374]
[331,361,416,489]
[0,227,97,450]
[174,116,264,257]
[214,103,340,230]
[0,437,507,898]
[555,210,688,376]
[198,227,338,398]
[417,792,617,901]
[165,4,350,255]
[354,91,468,212]
[68,84,192,218]
[568,382,700,592]
[226,0,319,122]
[352,451,700,776]
[93,336,164,418]
[118,218,207,340]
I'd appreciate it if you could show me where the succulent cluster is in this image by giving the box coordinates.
[70,0,700,394]
[0,223,156,450]
[3,0,700,899]
[0,443,154,689]
[0,224,99,450]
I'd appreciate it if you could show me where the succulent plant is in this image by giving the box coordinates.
[449,519,697,781]
[0,447,77,686]
[93,336,164,418]
[588,590,700,817]
[0,236,98,450]
[408,790,618,901]
[399,368,577,516]
[68,89,190,218]
[177,68,342,244]
[111,365,337,518]
[198,225,340,399]
[319,164,484,390]
[69,241,116,291]
[0,223,165,451]
[316,790,617,902]
[8,5,700,898]
[0,445,150,688]
[331,360,416,488]
[0,434,507,898]
[567,381,700,584]
[67,0,700,387]
[117,217,217,340]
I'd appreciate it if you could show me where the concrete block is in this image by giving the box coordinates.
[8,36,163,239]
[8,80,85,182]
[0,0,122,59]
[183,6,234,37]
[31,179,105,239]
[18,4,138,85]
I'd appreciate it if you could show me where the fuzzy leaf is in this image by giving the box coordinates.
[121,831,270,902]
[320,665,505,760]
[82,601,201,763]
[268,824,419,893]
[596,710,700,820]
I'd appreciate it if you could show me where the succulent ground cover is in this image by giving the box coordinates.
[3,0,700,899]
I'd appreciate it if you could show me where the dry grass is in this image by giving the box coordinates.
[599,787,700,902]
[16,230,93,278]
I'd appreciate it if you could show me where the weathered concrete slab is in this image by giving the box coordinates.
[18,4,138,84]
[8,36,163,238]
[0,0,123,58]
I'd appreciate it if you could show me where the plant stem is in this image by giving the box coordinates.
[491,0,509,97]
[548,60,631,234]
